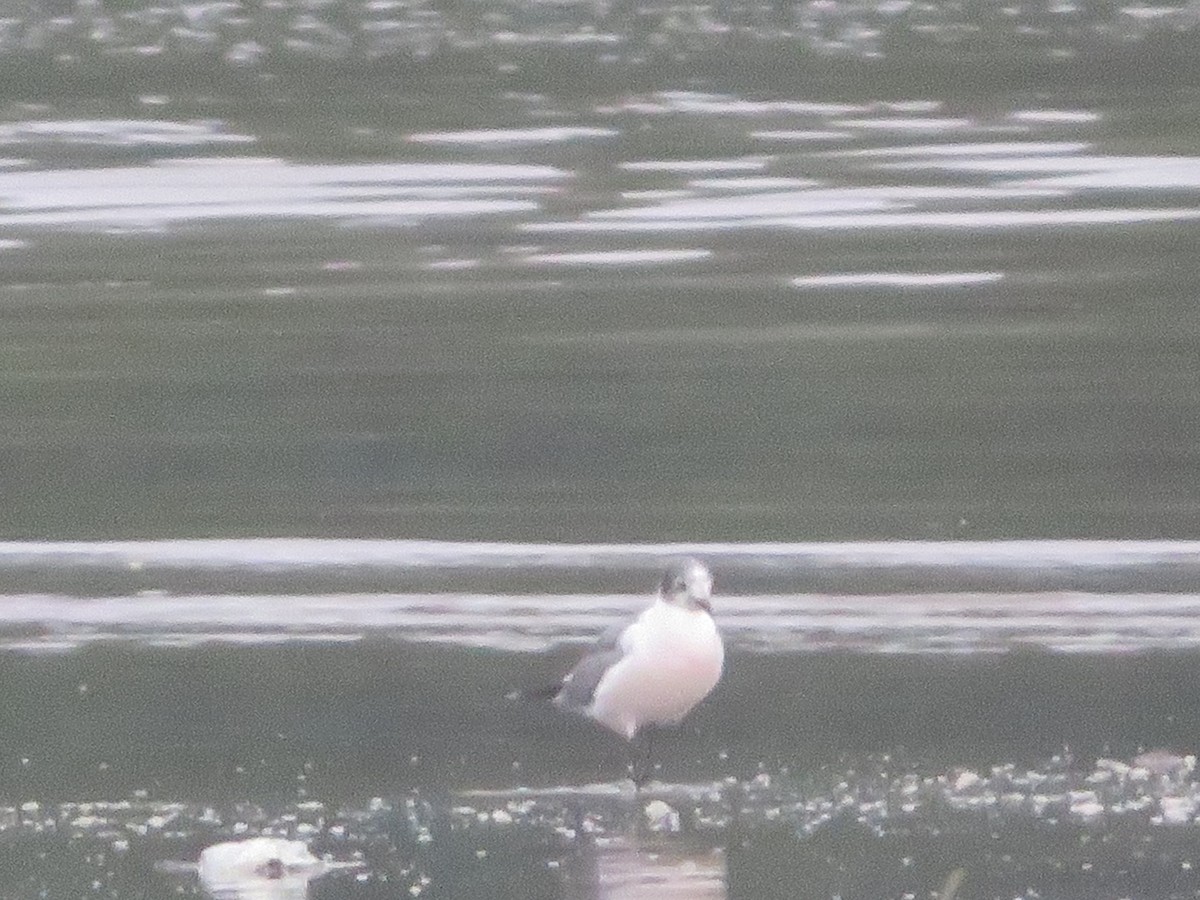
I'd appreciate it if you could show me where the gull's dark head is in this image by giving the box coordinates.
[658,558,714,612]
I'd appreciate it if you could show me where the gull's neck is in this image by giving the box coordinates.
[650,596,710,616]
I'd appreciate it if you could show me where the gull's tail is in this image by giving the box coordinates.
[505,683,561,702]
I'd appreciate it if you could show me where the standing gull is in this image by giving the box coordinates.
[530,558,724,785]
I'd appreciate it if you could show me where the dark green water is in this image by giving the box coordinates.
[4,92,1200,543]
[4,643,1200,802]
[5,641,1200,899]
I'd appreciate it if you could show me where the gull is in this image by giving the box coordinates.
[521,558,725,786]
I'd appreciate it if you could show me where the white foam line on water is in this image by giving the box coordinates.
[523,207,1200,233]
[830,117,974,131]
[792,272,1004,288]
[426,258,481,270]
[1,539,1199,571]
[0,119,256,146]
[750,130,854,141]
[689,176,821,190]
[1010,160,1200,189]
[641,95,870,116]
[408,127,619,144]
[523,249,711,265]
[0,160,570,196]
[522,321,1098,345]
[594,184,1061,221]
[4,590,1200,655]
[1011,110,1101,124]
[0,159,569,228]
[619,189,695,201]
[587,190,896,220]
[773,208,1200,229]
[883,155,1200,174]
[6,590,1200,626]
[17,182,555,208]
[0,198,539,227]
[619,159,767,173]
[839,141,1092,158]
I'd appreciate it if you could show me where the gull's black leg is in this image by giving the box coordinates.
[629,729,655,790]
[627,735,642,789]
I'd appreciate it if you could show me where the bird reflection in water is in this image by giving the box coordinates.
[566,835,727,900]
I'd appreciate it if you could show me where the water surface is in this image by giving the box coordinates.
[3,85,1200,542]
[4,7,1200,897]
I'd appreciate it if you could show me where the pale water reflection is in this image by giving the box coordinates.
[0,119,255,147]
[521,249,712,266]
[0,159,558,229]
[408,127,620,145]
[3,93,1192,249]
[790,272,1004,288]
[571,838,727,900]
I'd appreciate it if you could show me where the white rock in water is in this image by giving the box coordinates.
[198,836,325,895]
[1157,796,1197,826]
[1095,758,1131,778]
[643,799,681,833]
[952,770,982,792]
[1133,749,1189,776]
[1068,793,1104,820]
[999,792,1026,809]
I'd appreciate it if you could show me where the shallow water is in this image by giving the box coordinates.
[1,491,1196,849]
[5,4,1200,897]
[3,543,1200,898]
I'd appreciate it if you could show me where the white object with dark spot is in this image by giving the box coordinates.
[198,836,324,897]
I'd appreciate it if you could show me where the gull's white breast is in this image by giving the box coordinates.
[588,602,724,740]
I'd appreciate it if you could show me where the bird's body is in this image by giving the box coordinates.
[551,558,724,743]
[570,598,723,739]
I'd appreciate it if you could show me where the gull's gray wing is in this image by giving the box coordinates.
[553,619,630,712]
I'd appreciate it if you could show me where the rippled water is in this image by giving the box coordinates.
[3,94,1197,237]
[4,539,1200,654]
[5,85,1200,543]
